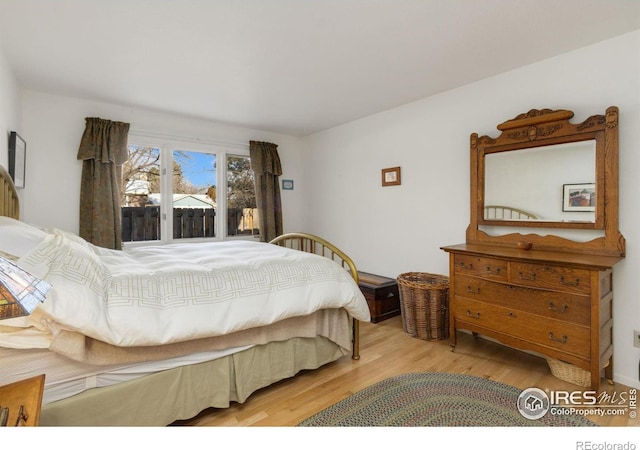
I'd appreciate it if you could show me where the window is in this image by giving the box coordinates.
[226,155,258,237]
[121,145,162,242]
[121,136,258,245]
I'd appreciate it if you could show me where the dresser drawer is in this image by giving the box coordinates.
[508,262,591,295]
[454,297,590,358]
[453,275,590,326]
[453,254,507,282]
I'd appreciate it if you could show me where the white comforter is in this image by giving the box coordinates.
[9,229,370,348]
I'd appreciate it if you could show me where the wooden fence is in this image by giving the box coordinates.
[121,206,257,242]
[122,206,216,242]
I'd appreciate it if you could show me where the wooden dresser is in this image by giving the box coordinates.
[0,374,45,426]
[443,106,625,391]
[442,244,621,390]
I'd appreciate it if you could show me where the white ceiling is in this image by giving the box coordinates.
[0,0,639,136]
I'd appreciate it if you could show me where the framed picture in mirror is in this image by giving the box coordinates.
[563,183,596,212]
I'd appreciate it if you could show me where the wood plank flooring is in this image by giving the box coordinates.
[179,315,639,427]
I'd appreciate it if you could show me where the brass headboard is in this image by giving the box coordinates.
[0,164,19,219]
[484,205,538,220]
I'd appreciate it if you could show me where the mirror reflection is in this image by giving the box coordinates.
[484,140,596,223]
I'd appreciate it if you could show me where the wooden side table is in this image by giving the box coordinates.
[0,374,45,427]
[357,271,400,323]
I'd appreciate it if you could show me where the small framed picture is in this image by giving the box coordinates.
[282,179,294,190]
[381,167,401,186]
[8,131,26,188]
[563,183,595,212]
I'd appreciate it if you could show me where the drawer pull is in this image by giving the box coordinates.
[485,266,501,275]
[548,332,568,344]
[466,310,480,319]
[507,311,517,318]
[518,272,537,281]
[560,276,581,286]
[458,262,473,270]
[548,302,568,313]
[466,286,480,294]
[386,292,396,298]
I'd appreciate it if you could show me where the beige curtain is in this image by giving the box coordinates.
[250,141,283,242]
[77,117,130,249]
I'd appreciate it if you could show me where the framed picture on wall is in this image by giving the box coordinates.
[381,166,401,186]
[562,183,595,212]
[8,131,26,188]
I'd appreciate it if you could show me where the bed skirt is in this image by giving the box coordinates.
[39,336,345,426]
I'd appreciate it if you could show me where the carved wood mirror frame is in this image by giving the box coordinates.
[466,106,625,257]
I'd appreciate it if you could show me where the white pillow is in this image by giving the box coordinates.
[0,216,49,258]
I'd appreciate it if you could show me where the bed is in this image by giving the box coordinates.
[0,164,370,426]
[483,205,538,220]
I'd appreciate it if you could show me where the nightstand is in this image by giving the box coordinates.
[0,374,45,426]
[357,271,400,323]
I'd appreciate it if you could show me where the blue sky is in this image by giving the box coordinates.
[175,150,216,188]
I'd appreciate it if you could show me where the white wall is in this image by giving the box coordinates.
[0,41,22,180]
[20,91,305,234]
[303,30,640,389]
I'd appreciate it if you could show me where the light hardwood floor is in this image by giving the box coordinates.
[178,315,639,427]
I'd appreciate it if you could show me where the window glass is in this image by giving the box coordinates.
[226,155,259,237]
[172,150,217,239]
[121,140,259,244]
[121,145,161,242]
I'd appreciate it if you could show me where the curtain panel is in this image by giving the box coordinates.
[77,117,130,250]
[250,141,283,242]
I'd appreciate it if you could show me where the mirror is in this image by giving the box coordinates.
[484,140,596,224]
[466,106,625,257]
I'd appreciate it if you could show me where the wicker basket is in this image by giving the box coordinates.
[546,357,591,387]
[396,272,449,340]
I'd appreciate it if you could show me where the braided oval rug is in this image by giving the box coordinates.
[298,372,596,427]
